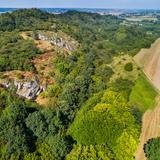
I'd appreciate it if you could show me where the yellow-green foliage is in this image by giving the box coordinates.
[110,54,140,82]
[24,141,55,160]
[68,90,139,159]
[130,75,157,112]
[113,131,138,160]
[66,144,113,160]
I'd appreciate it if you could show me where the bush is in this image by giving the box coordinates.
[124,62,133,72]
[68,91,138,146]
[144,138,160,160]
[16,72,24,79]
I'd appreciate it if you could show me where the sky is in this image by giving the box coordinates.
[0,0,160,9]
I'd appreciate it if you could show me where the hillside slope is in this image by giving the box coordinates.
[1,9,160,160]
[134,39,160,160]
[134,38,160,91]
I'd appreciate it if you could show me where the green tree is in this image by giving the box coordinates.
[26,111,48,139]
[144,138,160,160]
[0,97,33,158]
[124,62,133,72]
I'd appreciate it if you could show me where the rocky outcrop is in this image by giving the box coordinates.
[38,33,77,52]
[0,79,46,100]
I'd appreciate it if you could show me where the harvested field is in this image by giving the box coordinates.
[134,38,160,91]
[135,96,160,160]
[134,38,160,160]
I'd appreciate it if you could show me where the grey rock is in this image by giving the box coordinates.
[1,81,11,88]
[1,79,45,100]
[38,33,77,52]
[14,80,45,100]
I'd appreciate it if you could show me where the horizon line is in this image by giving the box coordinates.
[0,7,160,10]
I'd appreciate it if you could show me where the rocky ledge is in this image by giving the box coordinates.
[38,33,78,52]
[1,79,46,100]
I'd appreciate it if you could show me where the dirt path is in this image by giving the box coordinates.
[135,96,160,160]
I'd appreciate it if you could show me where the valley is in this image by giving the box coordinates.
[0,8,160,160]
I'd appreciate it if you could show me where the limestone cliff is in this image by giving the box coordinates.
[38,31,78,52]
[0,79,46,100]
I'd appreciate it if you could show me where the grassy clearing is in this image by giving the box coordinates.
[110,54,140,82]
[129,75,157,112]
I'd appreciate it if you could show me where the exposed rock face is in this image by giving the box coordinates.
[1,79,46,100]
[14,80,45,100]
[1,81,11,88]
[38,34,77,52]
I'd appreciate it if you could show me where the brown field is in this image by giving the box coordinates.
[134,38,160,91]
[135,96,160,160]
[134,39,160,160]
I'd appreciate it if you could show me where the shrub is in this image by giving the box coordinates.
[124,62,133,72]
[16,72,24,79]
[144,138,160,160]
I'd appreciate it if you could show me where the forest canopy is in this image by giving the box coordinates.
[0,8,159,160]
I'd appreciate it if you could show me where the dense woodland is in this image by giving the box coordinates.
[0,9,160,160]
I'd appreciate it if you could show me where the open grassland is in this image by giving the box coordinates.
[110,54,140,82]
[130,75,157,112]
